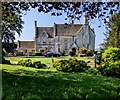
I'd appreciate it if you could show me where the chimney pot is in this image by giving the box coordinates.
[85,14,89,24]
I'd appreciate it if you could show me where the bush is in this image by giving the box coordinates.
[18,59,33,67]
[41,63,47,69]
[18,59,47,69]
[86,50,94,56]
[24,59,33,67]
[29,52,43,56]
[61,51,65,56]
[2,59,11,64]
[18,60,24,65]
[69,51,76,56]
[33,61,47,69]
[79,48,87,54]
[33,61,41,68]
[98,47,120,78]
[80,54,86,57]
[85,68,101,75]
[77,48,94,57]
[98,61,120,78]
[102,47,120,63]
[52,58,89,72]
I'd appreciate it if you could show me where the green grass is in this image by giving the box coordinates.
[5,56,94,67]
[5,57,53,64]
[1,64,120,99]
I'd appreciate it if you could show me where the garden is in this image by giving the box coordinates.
[1,47,120,99]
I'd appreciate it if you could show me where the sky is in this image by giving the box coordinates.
[15,8,106,49]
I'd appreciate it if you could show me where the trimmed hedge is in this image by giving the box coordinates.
[52,58,90,72]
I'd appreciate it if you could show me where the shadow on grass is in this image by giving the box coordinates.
[2,69,120,100]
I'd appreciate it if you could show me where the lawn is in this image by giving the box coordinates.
[1,64,120,99]
[5,56,94,67]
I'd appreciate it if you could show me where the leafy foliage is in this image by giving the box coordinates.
[52,58,89,72]
[98,47,120,78]
[2,2,25,43]
[33,61,47,69]
[2,2,120,43]
[85,68,101,75]
[29,52,43,56]
[77,48,94,57]
[100,13,120,49]
[98,61,120,78]
[86,50,94,56]
[102,47,120,63]
[2,42,17,53]
[18,59,47,69]
[18,59,32,67]
[69,50,76,56]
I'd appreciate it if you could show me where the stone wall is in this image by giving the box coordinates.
[17,41,35,54]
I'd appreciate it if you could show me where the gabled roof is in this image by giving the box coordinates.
[69,41,79,49]
[37,27,53,38]
[37,24,83,37]
[56,24,83,36]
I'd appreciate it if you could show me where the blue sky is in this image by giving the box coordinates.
[15,8,106,49]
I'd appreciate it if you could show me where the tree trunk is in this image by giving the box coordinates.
[116,28,120,48]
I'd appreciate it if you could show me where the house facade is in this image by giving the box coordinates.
[35,16,95,55]
[17,40,35,55]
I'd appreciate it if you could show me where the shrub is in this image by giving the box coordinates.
[41,63,47,69]
[80,54,86,57]
[33,61,47,69]
[29,52,43,56]
[77,48,94,57]
[98,47,120,78]
[98,61,120,78]
[69,51,76,56]
[86,50,94,56]
[102,47,120,63]
[52,58,89,72]
[18,59,47,69]
[18,60,24,65]
[2,59,11,64]
[24,59,33,67]
[79,48,87,54]
[18,59,33,67]
[85,68,101,75]
[33,61,41,68]
[61,51,65,56]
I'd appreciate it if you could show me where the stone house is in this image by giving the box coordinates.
[17,40,35,55]
[35,15,95,55]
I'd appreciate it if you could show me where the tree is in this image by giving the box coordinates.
[101,13,120,48]
[1,2,120,44]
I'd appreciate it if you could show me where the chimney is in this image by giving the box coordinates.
[84,14,89,24]
[17,40,20,51]
[34,20,37,52]
[54,23,57,37]
[35,20,37,28]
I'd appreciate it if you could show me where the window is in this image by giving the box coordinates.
[58,44,60,52]
[65,43,68,50]
[64,38,67,43]
[43,42,46,44]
